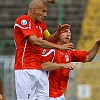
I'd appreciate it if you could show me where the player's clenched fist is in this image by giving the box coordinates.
[63,63,75,70]
[60,42,74,50]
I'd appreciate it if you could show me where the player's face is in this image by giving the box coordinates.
[34,3,47,22]
[59,29,71,44]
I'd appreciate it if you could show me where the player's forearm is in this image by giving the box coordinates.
[86,41,100,61]
[46,24,71,42]
[46,31,60,42]
[28,35,74,50]
[34,38,61,49]
[42,62,75,71]
[42,62,63,71]
[28,36,61,49]
[0,78,4,95]
[0,79,3,94]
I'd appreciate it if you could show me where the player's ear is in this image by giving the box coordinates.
[32,8,36,13]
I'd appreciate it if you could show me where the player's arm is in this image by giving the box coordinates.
[28,35,74,50]
[86,38,100,62]
[42,62,75,71]
[0,77,6,100]
[0,78,3,100]
[44,24,70,42]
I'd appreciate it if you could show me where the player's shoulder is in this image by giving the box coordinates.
[16,14,28,20]
[42,48,55,55]
[15,14,30,23]
[14,14,32,28]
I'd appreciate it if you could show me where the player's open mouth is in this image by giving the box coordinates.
[65,38,69,40]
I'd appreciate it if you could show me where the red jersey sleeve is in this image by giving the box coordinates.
[71,50,87,62]
[41,49,55,63]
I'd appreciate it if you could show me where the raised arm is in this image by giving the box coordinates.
[86,38,100,62]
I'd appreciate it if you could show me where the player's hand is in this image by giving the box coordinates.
[60,42,74,50]
[0,94,6,100]
[55,24,71,34]
[63,63,75,70]
[96,38,100,45]
[0,94,2,100]
[2,95,6,100]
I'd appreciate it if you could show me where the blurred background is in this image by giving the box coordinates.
[0,0,100,100]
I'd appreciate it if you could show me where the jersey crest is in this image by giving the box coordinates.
[42,49,46,55]
[65,54,69,62]
[21,20,27,25]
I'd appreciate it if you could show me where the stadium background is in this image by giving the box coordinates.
[0,0,100,100]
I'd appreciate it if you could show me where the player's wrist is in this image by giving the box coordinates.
[59,64,64,68]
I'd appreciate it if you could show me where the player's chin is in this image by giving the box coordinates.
[38,19,42,22]
[64,40,69,43]
[37,18,43,22]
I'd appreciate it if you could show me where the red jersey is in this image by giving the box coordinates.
[42,48,87,97]
[14,14,47,70]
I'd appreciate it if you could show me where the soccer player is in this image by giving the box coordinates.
[14,0,74,100]
[41,29,100,100]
